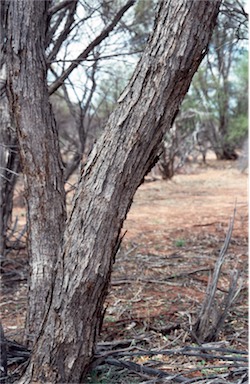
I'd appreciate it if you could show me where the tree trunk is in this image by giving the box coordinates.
[211,23,239,161]
[5,0,66,346]
[0,11,19,261]
[5,0,221,382]
[0,85,19,260]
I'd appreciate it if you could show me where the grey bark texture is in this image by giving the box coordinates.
[5,0,221,382]
[0,76,18,259]
[5,0,66,345]
[0,3,19,260]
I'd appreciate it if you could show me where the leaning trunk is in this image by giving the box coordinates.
[5,0,221,382]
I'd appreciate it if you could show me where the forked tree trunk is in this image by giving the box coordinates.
[5,0,221,382]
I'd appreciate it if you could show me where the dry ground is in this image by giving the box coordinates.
[1,158,248,383]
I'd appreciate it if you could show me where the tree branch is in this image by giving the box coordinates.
[48,0,76,16]
[47,1,77,63]
[48,0,136,95]
[193,206,239,342]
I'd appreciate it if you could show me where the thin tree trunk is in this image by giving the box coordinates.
[6,0,221,382]
[0,89,19,259]
[0,12,19,261]
[5,0,66,346]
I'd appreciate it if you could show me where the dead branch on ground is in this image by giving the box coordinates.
[95,342,248,383]
[1,331,247,384]
[193,207,242,342]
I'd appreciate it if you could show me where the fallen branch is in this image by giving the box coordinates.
[139,367,248,384]
[2,330,248,384]
[111,267,213,286]
[96,346,248,363]
[105,357,187,382]
[193,207,242,342]
[192,222,220,227]
[101,346,248,383]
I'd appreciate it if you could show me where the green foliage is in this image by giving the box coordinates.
[227,50,248,146]
[180,33,248,157]
[99,0,156,53]
[228,114,248,145]
[175,239,186,248]
[86,365,141,383]
[128,0,157,51]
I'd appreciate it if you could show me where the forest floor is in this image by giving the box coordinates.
[1,156,248,383]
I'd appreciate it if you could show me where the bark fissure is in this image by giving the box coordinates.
[5,0,221,382]
[6,0,66,346]
[27,2,221,382]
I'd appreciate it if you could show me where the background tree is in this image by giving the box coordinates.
[227,50,248,146]
[5,0,221,382]
[120,0,156,51]
[182,0,248,160]
[155,0,248,178]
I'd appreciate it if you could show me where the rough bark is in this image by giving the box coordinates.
[0,82,19,259]
[6,0,221,382]
[0,2,19,260]
[5,0,66,346]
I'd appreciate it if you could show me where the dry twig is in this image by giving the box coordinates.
[193,207,242,342]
